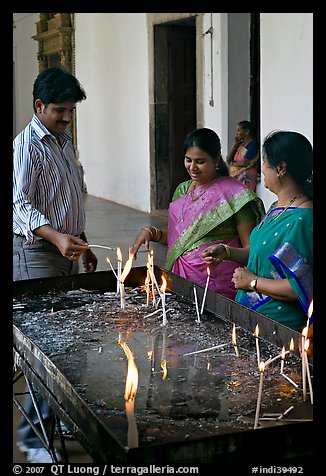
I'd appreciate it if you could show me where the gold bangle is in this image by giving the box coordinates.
[142,227,154,239]
[219,243,231,259]
[153,227,162,242]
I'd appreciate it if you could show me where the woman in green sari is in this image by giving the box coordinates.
[202,130,313,332]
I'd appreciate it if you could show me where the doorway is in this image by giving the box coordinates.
[154,18,197,210]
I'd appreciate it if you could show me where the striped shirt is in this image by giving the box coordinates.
[13,114,86,243]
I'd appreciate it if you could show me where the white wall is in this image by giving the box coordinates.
[13,13,313,213]
[13,13,39,135]
[75,13,151,212]
[203,13,229,159]
[257,13,313,209]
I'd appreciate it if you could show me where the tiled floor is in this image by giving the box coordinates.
[13,195,169,463]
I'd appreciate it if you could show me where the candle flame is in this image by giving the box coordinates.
[304,338,310,353]
[232,322,237,346]
[301,326,308,338]
[259,361,265,373]
[118,337,138,402]
[117,247,122,262]
[289,338,294,351]
[161,359,168,380]
[207,266,211,277]
[160,276,167,294]
[254,324,259,337]
[307,300,313,318]
[281,346,286,360]
[119,253,135,284]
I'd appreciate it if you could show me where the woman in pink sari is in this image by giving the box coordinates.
[131,128,265,299]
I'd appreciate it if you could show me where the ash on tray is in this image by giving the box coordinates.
[13,286,312,447]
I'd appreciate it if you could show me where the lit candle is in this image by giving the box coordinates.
[232,322,239,358]
[306,299,313,328]
[160,276,167,326]
[144,274,150,306]
[301,326,308,401]
[119,248,135,309]
[116,247,123,294]
[280,346,286,374]
[200,266,211,315]
[254,324,260,366]
[304,339,313,404]
[254,361,265,429]
[193,286,201,323]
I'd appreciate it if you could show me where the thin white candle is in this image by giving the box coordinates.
[182,343,228,357]
[276,405,294,421]
[106,257,118,278]
[254,361,265,429]
[232,323,239,357]
[281,373,299,389]
[193,287,201,323]
[280,346,286,374]
[304,339,313,404]
[301,327,308,401]
[254,324,260,366]
[160,276,167,326]
[88,244,116,251]
[265,350,290,367]
[116,247,122,294]
[200,266,211,314]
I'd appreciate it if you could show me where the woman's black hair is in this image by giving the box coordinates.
[33,67,87,112]
[184,128,229,176]
[263,130,313,199]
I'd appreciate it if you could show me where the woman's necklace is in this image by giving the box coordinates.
[190,178,215,202]
[179,178,216,222]
[258,192,304,229]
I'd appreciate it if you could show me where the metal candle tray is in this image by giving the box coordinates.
[13,267,313,464]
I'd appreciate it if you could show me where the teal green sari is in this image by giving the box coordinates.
[235,204,313,331]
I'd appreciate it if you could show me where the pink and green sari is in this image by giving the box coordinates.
[166,176,265,299]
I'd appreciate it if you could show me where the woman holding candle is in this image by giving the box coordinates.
[202,130,313,332]
[131,128,265,299]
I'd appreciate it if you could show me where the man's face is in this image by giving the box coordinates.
[35,100,76,135]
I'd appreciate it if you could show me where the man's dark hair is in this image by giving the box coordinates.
[33,67,87,112]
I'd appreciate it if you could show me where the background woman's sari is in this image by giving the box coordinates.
[235,205,313,331]
[229,140,259,191]
[166,177,265,300]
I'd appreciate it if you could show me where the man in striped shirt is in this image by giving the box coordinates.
[13,67,98,462]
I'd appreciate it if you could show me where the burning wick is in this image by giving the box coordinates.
[254,324,260,367]
[232,323,239,358]
[304,339,313,404]
[254,361,265,429]
[160,276,167,326]
[193,287,201,323]
[200,266,211,314]
[306,299,313,328]
[118,337,139,449]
